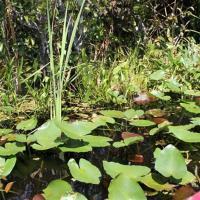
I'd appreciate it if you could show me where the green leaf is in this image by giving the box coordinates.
[43,179,72,200]
[92,115,115,126]
[16,117,37,131]
[165,79,181,93]
[180,102,200,114]
[100,110,125,119]
[151,90,171,101]
[150,70,165,80]
[124,109,144,119]
[57,120,96,139]
[103,161,150,179]
[68,158,101,184]
[31,120,61,148]
[154,145,187,179]
[180,171,196,185]
[0,157,16,177]
[149,121,171,136]
[184,90,200,96]
[0,129,13,136]
[60,192,88,200]
[168,126,200,143]
[130,120,155,127]
[191,117,200,125]
[138,174,174,191]
[82,135,112,147]
[113,136,144,148]
[0,143,25,156]
[108,174,147,200]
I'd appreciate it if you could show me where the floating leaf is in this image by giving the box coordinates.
[60,192,88,200]
[184,90,200,97]
[43,180,72,200]
[0,143,25,156]
[168,126,200,143]
[108,174,147,200]
[150,70,165,80]
[16,117,37,131]
[151,90,171,101]
[68,158,101,184]
[138,174,174,191]
[130,120,155,127]
[149,121,171,136]
[191,117,200,125]
[92,115,115,126]
[103,161,150,179]
[146,109,166,118]
[154,145,187,179]
[113,136,144,148]
[82,135,112,147]
[57,120,96,139]
[180,171,196,185]
[0,129,13,136]
[180,102,200,114]
[0,157,16,177]
[134,93,156,105]
[124,109,144,119]
[100,110,124,119]
[165,79,181,93]
[121,132,141,139]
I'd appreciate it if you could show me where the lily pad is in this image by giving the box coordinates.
[82,135,112,147]
[60,192,88,200]
[113,136,144,148]
[16,117,37,131]
[92,115,115,126]
[154,145,187,179]
[43,179,72,200]
[180,102,200,114]
[68,158,101,184]
[103,161,150,179]
[0,156,16,177]
[124,109,144,119]
[151,90,171,101]
[0,143,25,156]
[130,120,155,127]
[100,110,125,119]
[108,174,147,200]
[0,129,13,136]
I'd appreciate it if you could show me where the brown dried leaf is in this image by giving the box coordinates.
[4,182,14,193]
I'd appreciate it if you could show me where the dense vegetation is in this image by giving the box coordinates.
[0,0,200,199]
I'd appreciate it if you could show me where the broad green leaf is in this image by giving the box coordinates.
[92,115,115,126]
[113,136,144,148]
[154,145,187,179]
[151,90,171,101]
[100,110,124,119]
[149,121,171,135]
[57,120,96,139]
[103,161,150,179]
[145,109,165,118]
[180,171,196,185]
[138,174,174,191]
[184,90,200,96]
[82,135,112,147]
[68,158,101,184]
[31,141,62,150]
[169,126,200,143]
[0,157,16,177]
[16,117,37,131]
[191,117,200,125]
[124,109,144,119]
[0,143,25,156]
[59,145,92,153]
[180,102,200,114]
[61,192,88,200]
[150,70,165,80]
[32,120,61,147]
[0,129,13,136]
[165,79,181,93]
[43,179,72,200]
[130,120,155,127]
[108,174,147,200]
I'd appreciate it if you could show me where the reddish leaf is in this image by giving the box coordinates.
[0,136,8,145]
[32,194,45,200]
[173,185,195,200]
[4,182,14,193]
[121,132,141,139]
[194,96,200,105]
[152,117,168,124]
[129,154,144,163]
[134,93,156,105]
[187,191,200,200]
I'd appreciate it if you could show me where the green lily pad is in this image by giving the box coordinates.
[151,90,171,101]
[184,90,200,96]
[138,174,174,191]
[124,109,144,119]
[108,174,147,200]
[180,102,200,114]
[0,129,13,136]
[169,125,200,143]
[0,156,16,177]
[57,120,96,139]
[16,117,37,131]
[149,121,171,136]
[180,171,196,185]
[43,179,72,200]
[150,70,165,80]
[92,115,115,126]
[191,117,200,125]
[0,143,25,156]
[82,135,112,147]
[154,145,187,179]
[100,110,125,119]
[113,136,144,148]
[60,193,88,200]
[130,120,155,127]
[67,158,101,184]
[103,161,150,179]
